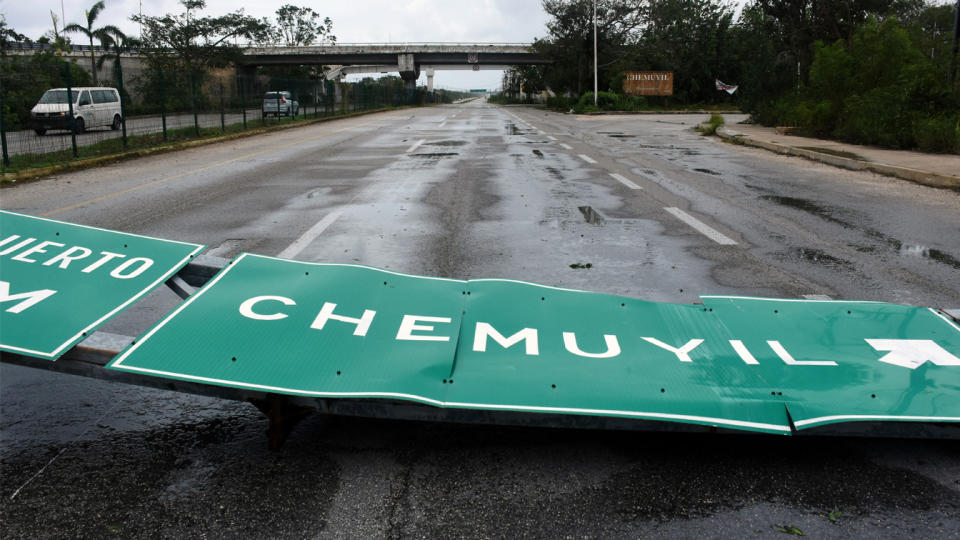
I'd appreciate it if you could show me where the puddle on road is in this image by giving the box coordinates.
[545,167,565,181]
[532,149,544,158]
[897,244,960,269]
[788,247,854,270]
[427,140,468,147]
[760,195,853,228]
[410,153,459,158]
[759,193,960,270]
[506,122,534,136]
[578,205,606,226]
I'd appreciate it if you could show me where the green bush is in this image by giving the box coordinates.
[546,95,577,111]
[578,91,619,110]
[699,113,725,135]
[913,115,960,153]
[837,87,911,148]
[573,91,646,112]
[753,17,959,154]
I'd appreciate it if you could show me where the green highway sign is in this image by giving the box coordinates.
[0,211,204,359]
[109,253,960,434]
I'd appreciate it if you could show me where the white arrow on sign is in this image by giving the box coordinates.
[865,339,960,369]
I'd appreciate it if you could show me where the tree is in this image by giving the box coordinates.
[64,0,121,85]
[44,11,72,54]
[538,0,647,94]
[132,0,273,74]
[638,0,735,102]
[96,27,138,90]
[273,5,335,46]
[1,15,27,56]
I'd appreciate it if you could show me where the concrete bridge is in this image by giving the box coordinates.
[5,42,548,95]
[238,43,549,90]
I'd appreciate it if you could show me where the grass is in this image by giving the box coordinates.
[796,146,866,161]
[697,113,726,135]
[1,106,403,180]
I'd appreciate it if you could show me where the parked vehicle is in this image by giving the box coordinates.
[30,87,122,136]
[262,91,299,118]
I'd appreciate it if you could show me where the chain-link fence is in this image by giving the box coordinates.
[2,54,448,172]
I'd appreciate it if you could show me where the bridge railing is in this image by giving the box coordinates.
[241,42,534,47]
[4,41,535,55]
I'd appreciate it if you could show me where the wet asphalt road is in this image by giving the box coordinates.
[2,101,959,537]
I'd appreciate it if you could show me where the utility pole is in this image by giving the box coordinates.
[593,0,598,105]
[950,0,959,87]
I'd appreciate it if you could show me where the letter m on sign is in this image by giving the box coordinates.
[0,281,57,313]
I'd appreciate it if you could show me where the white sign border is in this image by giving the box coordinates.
[0,210,205,359]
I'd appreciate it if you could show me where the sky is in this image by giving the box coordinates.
[1,0,550,90]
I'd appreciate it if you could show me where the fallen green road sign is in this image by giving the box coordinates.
[0,211,204,359]
[109,253,960,434]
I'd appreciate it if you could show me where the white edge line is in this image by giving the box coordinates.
[48,244,206,357]
[663,207,737,246]
[110,252,250,367]
[702,295,890,304]
[609,173,641,190]
[795,414,960,427]
[104,363,793,433]
[578,154,597,164]
[276,210,343,260]
[1,210,201,248]
[930,308,960,333]
[248,253,468,284]
[467,278,589,294]
[559,143,573,150]
[405,139,425,153]
[0,244,205,359]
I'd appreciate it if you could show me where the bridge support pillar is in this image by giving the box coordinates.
[425,68,435,92]
[334,76,344,107]
[397,53,420,97]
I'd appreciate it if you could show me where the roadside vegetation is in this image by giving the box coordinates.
[497,0,959,153]
[697,113,725,136]
[0,2,470,175]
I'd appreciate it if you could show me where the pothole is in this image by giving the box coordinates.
[899,244,960,269]
[410,153,459,158]
[427,140,467,146]
[787,247,854,270]
[578,205,606,226]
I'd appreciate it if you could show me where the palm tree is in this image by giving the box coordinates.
[96,27,138,86]
[64,1,121,85]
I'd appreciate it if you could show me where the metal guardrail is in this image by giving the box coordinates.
[4,41,109,52]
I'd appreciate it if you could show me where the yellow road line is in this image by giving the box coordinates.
[40,120,376,217]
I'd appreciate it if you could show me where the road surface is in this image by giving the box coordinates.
[2,101,958,537]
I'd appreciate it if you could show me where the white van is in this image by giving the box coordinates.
[30,87,122,136]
